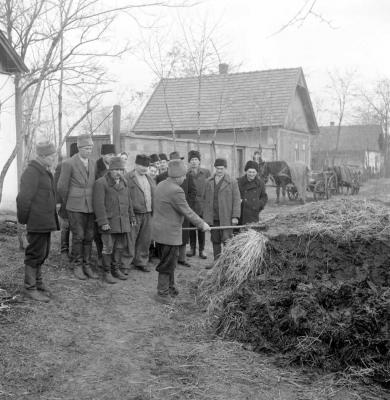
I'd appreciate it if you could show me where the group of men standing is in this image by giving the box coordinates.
[16,134,268,304]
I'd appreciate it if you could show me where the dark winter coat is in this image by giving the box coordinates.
[125,170,156,214]
[93,173,135,233]
[237,175,268,224]
[57,154,95,213]
[16,160,59,232]
[155,170,197,244]
[95,157,109,180]
[188,167,211,216]
[152,178,204,246]
[203,173,241,242]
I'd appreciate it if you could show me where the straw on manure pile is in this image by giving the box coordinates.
[200,199,390,387]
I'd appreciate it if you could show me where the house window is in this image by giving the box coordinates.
[302,143,306,163]
[295,143,299,161]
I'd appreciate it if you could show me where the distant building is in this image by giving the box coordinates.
[132,66,318,174]
[311,124,383,175]
[0,30,28,211]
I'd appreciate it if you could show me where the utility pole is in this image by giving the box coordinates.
[112,105,121,152]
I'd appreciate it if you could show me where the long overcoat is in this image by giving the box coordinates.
[152,179,203,246]
[17,160,59,232]
[57,154,95,213]
[154,170,196,244]
[190,167,211,216]
[203,173,241,242]
[237,175,268,224]
[93,174,135,233]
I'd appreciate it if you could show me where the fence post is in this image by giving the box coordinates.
[112,105,121,152]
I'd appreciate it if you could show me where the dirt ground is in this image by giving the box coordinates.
[1,179,389,400]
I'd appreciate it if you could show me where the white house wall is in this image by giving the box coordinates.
[278,128,311,165]
[0,73,17,211]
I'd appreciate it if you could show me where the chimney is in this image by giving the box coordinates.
[330,121,335,126]
[219,63,229,74]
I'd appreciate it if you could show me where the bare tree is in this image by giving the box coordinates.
[359,79,390,176]
[0,0,194,206]
[327,69,356,165]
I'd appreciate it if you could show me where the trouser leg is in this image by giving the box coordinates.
[198,229,205,252]
[133,213,152,268]
[111,236,127,280]
[155,243,179,295]
[101,233,117,283]
[189,226,196,252]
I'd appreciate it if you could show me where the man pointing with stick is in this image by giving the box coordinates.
[152,159,210,304]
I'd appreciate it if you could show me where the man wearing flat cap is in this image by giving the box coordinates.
[17,141,59,302]
[237,160,268,225]
[124,154,155,273]
[152,159,210,304]
[57,134,98,280]
[203,158,241,267]
[93,156,136,283]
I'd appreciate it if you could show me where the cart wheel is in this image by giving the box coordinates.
[327,174,338,197]
[287,184,299,201]
[313,181,326,201]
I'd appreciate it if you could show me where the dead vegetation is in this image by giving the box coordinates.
[200,199,390,388]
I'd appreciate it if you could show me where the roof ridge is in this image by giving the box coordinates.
[161,67,302,82]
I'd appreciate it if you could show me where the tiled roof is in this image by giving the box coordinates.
[312,125,382,153]
[133,67,315,133]
[0,30,28,73]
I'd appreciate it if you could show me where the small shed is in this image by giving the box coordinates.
[311,124,383,176]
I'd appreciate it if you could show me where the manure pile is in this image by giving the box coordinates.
[200,199,390,387]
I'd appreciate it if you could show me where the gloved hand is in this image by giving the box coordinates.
[101,224,111,231]
[232,218,239,225]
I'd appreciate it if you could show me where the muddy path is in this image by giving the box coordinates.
[1,179,389,399]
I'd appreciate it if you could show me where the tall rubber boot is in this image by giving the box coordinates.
[36,265,52,296]
[72,242,87,280]
[23,265,49,302]
[102,253,117,284]
[112,249,127,280]
[83,244,99,279]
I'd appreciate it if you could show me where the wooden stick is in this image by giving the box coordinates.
[182,223,267,231]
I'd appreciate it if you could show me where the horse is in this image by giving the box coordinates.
[258,161,292,203]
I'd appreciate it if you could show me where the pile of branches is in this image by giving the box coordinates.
[200,199,390,387]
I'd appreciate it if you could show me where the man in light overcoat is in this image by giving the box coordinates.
[203,158,241,266]
[57,134,98,280]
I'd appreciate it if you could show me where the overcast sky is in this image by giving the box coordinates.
[106,0,390,123]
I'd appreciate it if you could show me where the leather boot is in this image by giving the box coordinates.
[112,249,127,280]
[102,253,117,284]
[199,250,207,259]
[24,265,50,302]
[186,247,196,257]
[169,272,179,297]
[73,261,87,280]
[155,273,172,304]
[36,265,52,296]
[83,244,99,279]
